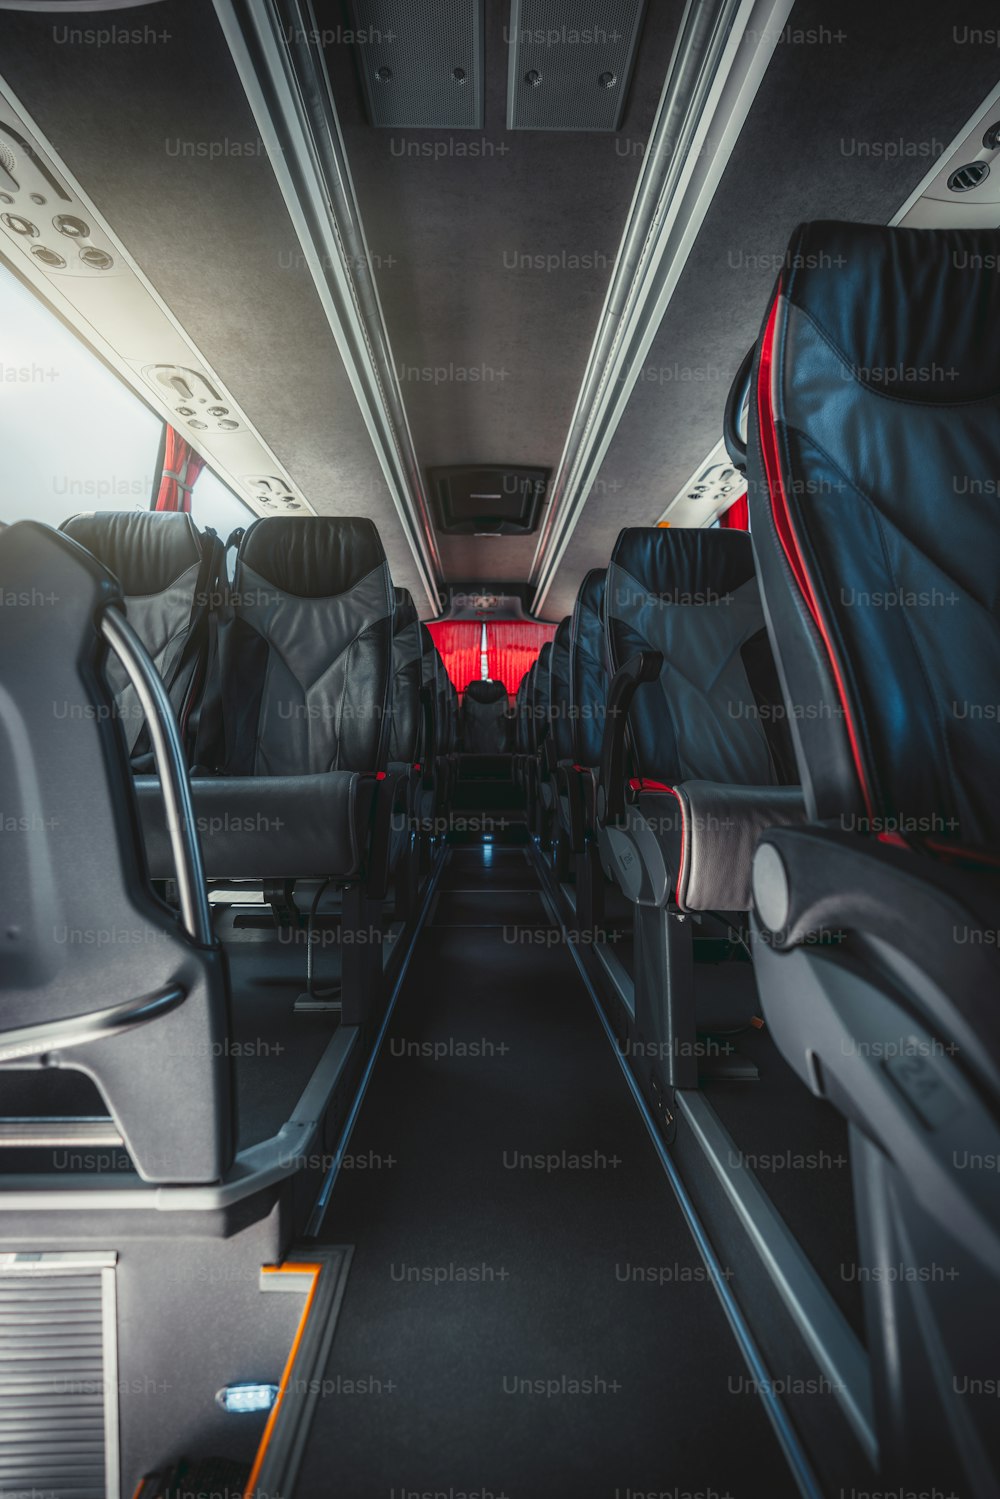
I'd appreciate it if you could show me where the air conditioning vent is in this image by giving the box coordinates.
[429,465,549,535]
[948,161,990,193]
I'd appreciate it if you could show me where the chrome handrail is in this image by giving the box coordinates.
[0,983,186,1066]
[100,606,212,946]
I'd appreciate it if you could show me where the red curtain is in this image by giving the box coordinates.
[719,494,750,530]
[153,425,206,513]
[426,622,483,692]
[486,621,557,694]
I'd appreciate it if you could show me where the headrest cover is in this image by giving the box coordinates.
[61,511,202,596]
[240,516,386,597]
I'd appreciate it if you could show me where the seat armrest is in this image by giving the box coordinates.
[669,781,806,913]
[596,651,663,827]
[136,772,364,881]
[752,824,1000,1098]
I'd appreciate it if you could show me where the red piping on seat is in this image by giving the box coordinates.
[757,292,874,821]
[628,777,672,793]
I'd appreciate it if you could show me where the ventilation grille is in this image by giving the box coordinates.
[506,0,647,132]
[350,0,485,129]
[948,160,991,193]
[0,1260,117,1499]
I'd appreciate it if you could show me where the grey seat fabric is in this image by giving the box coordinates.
[60,510,217,759]
[388,587,423,765]
[462,678,512,753]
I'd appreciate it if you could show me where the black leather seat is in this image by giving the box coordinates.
[137,517,395,891]
[388,587,423,766]
[592,525,803,1091]
[598,525,800,912]
[61,510,220,766]
[462,678,512,754]
[558,570,609,919]
[530,640,554,838]
[745,220,1000,1490]
[546,618,574,873]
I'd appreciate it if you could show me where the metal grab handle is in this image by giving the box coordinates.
[0,983,186,1066]
[100,606,213,946]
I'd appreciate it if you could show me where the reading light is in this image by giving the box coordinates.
[216,1382,278,1415]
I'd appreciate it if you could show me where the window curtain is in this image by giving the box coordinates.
[426,621,484,692]
[153,425,206,513]
[486,621,557,694]
[719,494,750,530]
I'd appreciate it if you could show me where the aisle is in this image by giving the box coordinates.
[302,842,797,1498]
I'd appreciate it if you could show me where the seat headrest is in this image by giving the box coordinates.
[61,511,202,596]
[239,516,386,597]
[464,678,508,705]
[552,617,571,653]
[393,587,419,632]
[777,220,1000,404]
[609,527,755,607]
[578,568,605,617]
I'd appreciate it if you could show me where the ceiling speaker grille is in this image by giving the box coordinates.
[506,0,647,132]
[350,0,484,129]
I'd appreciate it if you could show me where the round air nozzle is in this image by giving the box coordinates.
[948,161,990,193]
[31,246,66,268]
[983,122,1000,151]
[79,246,113,270]
[53,214,90,239]
[2,212,38,237]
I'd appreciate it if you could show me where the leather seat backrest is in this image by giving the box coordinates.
[418,624,440,755]
[570,569,607,768]
[532,642,553,750]
[519,663,537,753]
[223,516,394,775]
[462,677,512,754]
[606,527,794,787]
[61,510,215,756]
[747,219,1000,850]
[548,617,574,761]
[514,667,533,754]
[389,586,422,764]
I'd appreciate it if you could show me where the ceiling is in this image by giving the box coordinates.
[0,0,998,617]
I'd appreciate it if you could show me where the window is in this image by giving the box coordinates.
[0,260,162,528]
[0,260,255,538]
[188,464,254,541]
